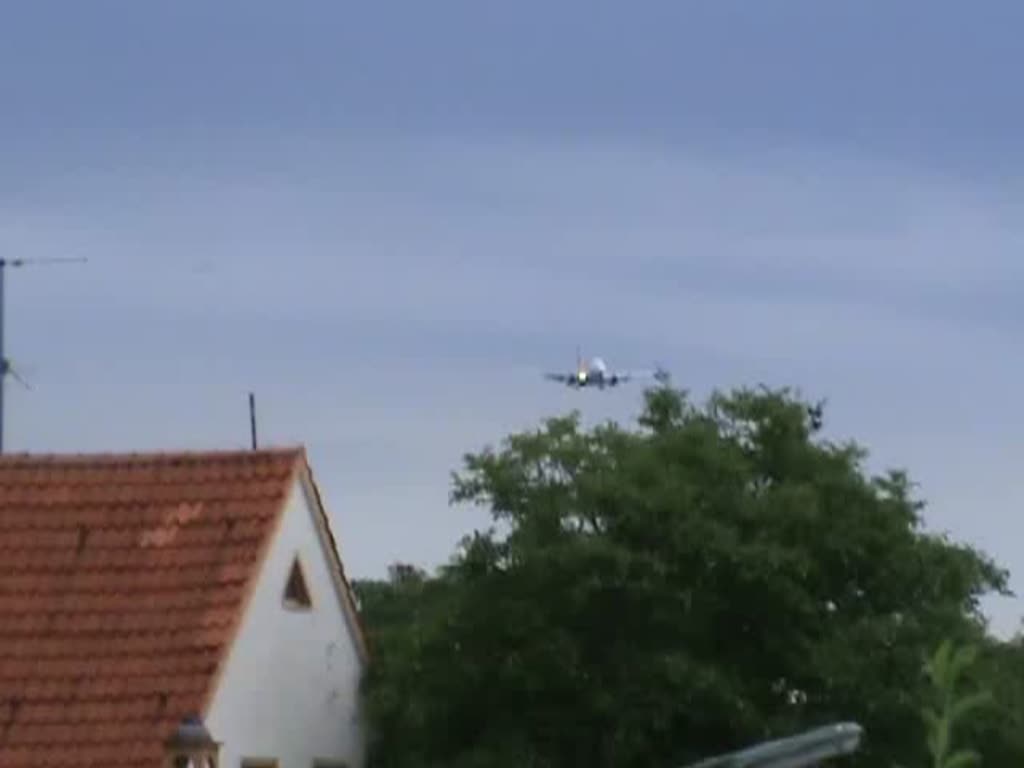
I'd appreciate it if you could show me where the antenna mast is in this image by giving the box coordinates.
[0,256,88,453]
[248,392,258,450]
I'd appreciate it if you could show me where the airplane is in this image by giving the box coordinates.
[544,348,669,389]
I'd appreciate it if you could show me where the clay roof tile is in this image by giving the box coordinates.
[0,446,304,767]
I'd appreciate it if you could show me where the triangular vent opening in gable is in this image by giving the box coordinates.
[283,556,312,610]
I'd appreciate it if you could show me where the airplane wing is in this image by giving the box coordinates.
[544,372,574,383]
[610,365,670,384]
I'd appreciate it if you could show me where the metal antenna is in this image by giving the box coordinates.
[249,392,258,450]
[0,256,88,453]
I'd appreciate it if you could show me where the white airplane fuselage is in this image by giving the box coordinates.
[568,357,622,388]
[544,351,667,390]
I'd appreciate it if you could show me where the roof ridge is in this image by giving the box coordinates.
[298,458,369,664]
[0,445,306,464]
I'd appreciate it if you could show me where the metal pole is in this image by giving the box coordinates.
[0,260,6,454]
[0,256,86,454]
[249,392,258,450]
[680,722,864,768]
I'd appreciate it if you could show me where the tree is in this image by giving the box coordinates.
[956,634,1024,767]
[353,564,462,768]
[356,386,1010,768]
[921,640,991,768]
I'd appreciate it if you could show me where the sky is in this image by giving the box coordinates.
[2,1,1024,635]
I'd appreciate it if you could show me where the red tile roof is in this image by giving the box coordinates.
[0,446,319,767]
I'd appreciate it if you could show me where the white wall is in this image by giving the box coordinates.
[205,477,365,768]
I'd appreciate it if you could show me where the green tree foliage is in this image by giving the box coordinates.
[957,634,1024,767]
[354,386,1011,768]
[921,640,991,768]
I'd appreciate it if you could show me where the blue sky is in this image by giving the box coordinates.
[3,2,1024,634]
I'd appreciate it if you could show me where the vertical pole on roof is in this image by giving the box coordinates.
[249,392,258,450]
[0,260,6,454]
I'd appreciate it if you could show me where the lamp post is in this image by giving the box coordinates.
[681,722,864,768]
[165,714,221,768]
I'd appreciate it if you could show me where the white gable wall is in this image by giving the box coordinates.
[205,476,365,768]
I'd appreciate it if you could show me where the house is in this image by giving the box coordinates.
[0,446,368,768]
